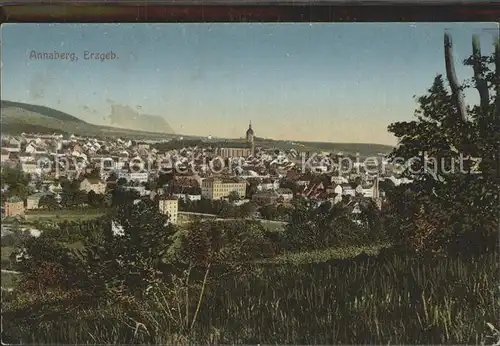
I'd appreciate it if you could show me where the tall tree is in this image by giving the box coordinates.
[387,33,499,252]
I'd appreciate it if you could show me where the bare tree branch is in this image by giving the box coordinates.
[444,32,467,122]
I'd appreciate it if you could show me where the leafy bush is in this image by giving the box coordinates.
[283,198,385,252]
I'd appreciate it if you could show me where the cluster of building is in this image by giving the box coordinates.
[1,122,412,224]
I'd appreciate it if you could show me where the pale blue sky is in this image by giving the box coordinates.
[1,23,498,145]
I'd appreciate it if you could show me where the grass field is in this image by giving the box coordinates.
[260,243,392,264]
[2,250,497,344]
[24,209,105,222]
[258,219,287,232]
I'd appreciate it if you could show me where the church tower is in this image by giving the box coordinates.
[373,173,382,210]
[246,121,255,156]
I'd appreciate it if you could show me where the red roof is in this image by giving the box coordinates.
[302,182,326,198]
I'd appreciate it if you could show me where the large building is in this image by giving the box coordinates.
[201,177,247,200]
[217,121,256,159]
[4,196,25,217]
[117,171,149,183]
[217,147,252,159]
[159,197,179,224]
[80,178,107,195]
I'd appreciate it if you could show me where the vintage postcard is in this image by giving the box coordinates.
[1,23,499,344]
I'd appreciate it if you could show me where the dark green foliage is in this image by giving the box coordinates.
[87,190,106,208]
[357,199,385,238]
[70,201,177,300]
[258,204,279,220]
[110,187,141,206]
[0,166,31,201]
[1,227,31,248]
[15,235,83,292]
[12,202,176,301]
[283,197,384,252]
[381,183,421,245]
[259,203,290,221]
[239,201,257,218]
[173,219,278,268]
[10,218,110,293]
[38,194,60,210]
[179,198,220,214]
[246,179,260,198]
[227,191,240,202]
[219,202,239,218]
[387,37,500,254]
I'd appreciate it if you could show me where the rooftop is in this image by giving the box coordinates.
[160,196,179,201]
[203,176,245,184]
[84,178,103,184]
[254,190,279,197]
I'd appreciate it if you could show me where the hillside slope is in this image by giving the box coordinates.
[1,105,92,135]
[0,100,393,156]
[1,100,175,140]
[1,100,86,124]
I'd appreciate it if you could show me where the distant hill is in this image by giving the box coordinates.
[0,100,394,156]
[0,100,176,140]
[255,138,394,157]
[1,100,85,123]
[298,141,394,156]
